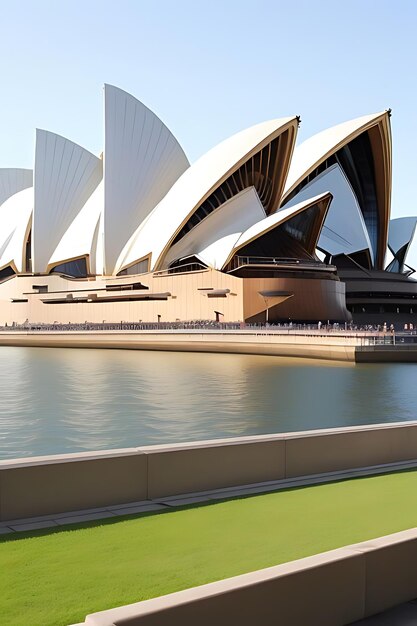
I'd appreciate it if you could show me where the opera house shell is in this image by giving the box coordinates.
[0,85,415,325]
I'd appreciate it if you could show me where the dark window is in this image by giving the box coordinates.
[117,258,149,276]
[233,204,320,261]
[25,229,32,272]
[167,256,208,273]
[0,265,15,281]
[281,204,320,251]
[50,258,88,278]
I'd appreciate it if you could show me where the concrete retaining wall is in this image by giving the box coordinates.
[0,449,148,521]
[1,421,417,521]
[0,330,357,362]
[83,527,417,626]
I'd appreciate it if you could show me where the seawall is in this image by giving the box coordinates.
[0,329,362,361]
[2,329,416,362]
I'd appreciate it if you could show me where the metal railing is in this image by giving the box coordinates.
[154,262,208,277]
[227,256,336,272]
[1,321,417,346]
[153,257,335,277]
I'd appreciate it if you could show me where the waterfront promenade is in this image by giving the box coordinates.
[0,322,415,362]
[0,320,402,334]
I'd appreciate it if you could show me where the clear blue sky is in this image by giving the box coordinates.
[0,0,416,224]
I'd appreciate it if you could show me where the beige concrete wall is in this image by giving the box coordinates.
[0,269,349,326]
[352,529,417,617]
[146,439,286,499]
[0,330,358,362]
[83,528,417,626]
[1,422,417,522]
[0,270,246,325]
[285,423,417,477]
[0,449,147,520]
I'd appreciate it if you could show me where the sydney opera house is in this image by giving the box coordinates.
[0,84,416,325]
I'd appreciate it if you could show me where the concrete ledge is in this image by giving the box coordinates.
[82,528,417,626]
[146,439,286,499]
[351,528,417,618]
[2,422,417,521]
[84,547,365,626]
[285,424,417,477]
[0,330,357,362]
[0,449,148,520]
[2,457,417,533]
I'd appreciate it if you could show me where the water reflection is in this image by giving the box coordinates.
[0,347,416,459]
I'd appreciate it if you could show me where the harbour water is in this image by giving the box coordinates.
[0,346,416,460]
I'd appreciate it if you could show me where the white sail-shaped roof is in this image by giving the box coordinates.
[283,112,389,199]
[386,216,417,273]
[0,187,32,272]
[163,187,266,270]
[283,164,373,259]
[91,213,104,276]
[228,192,332,264]
[48,181,104,274]
[388,217,417,256]
[103,85,190,275]
[0,168,33,206]
[32,130,103,273]
[116,116,298,274]
[281,111,392,269]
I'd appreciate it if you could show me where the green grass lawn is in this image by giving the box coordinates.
[3,469,417,626]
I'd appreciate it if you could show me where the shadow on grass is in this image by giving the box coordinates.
[2,465,416,544]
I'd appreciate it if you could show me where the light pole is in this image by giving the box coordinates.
[261,296,270,325]
[214,311,224,323]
